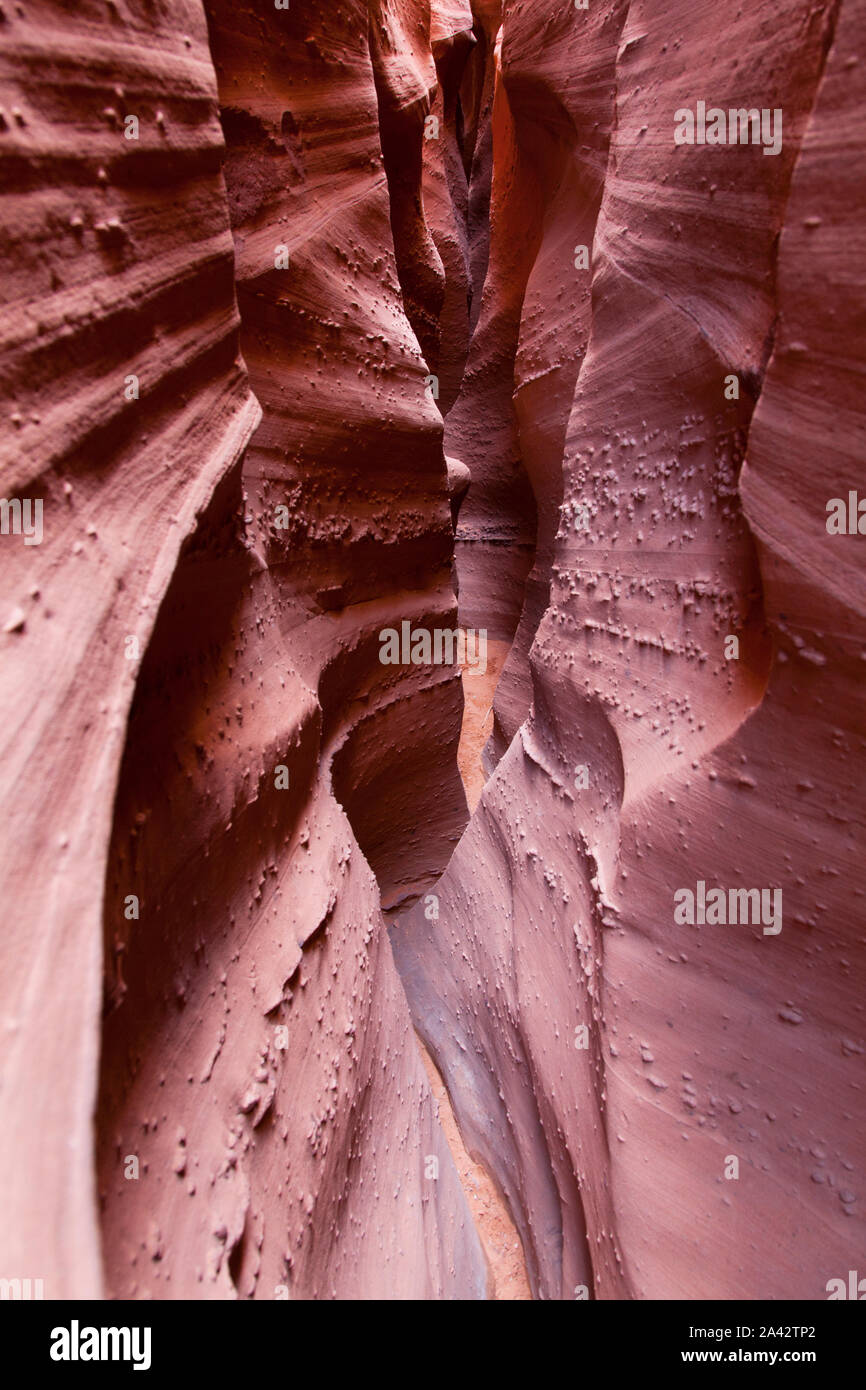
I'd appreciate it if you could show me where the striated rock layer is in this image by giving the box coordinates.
[95,0,486,1299]
[445,0,537,648]
[0,0,260,1299]
[1,0,487,1299]
[394,0,866,1300]
[1,0,863,1306]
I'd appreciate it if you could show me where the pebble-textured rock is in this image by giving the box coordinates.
[0,0,863,1305]
[393,0,866,1300]
[0,0,485,1301]
[0,0,260,1299]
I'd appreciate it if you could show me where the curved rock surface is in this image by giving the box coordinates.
[0,0,260,1299]
[96,0,486,1301]
[393,0,866,1300]
[1,0,863,1305]
[1,0,485,1300]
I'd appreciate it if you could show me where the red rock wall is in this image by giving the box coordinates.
[1,0,486,1300]
[0,0,260,1299]
[422,0,474,415]
[95,0,488,1300]
[445,0,538,645]
[1,0,863,1305]
[394,0,866,1300]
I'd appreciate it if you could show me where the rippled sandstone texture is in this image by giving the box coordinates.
[1,0,485,1300]
[393,0,866,1300]
[0,0,260,1298]
[1,0,863,1305]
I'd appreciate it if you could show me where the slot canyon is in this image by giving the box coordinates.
[0,0,864,1307]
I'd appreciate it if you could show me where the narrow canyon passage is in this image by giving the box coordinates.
[417,1034,531,1299]
[0,0,863,1310]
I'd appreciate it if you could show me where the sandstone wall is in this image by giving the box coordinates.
[394,0,865,1300]
[1,0,486,1300]
[0,0,862,1304]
